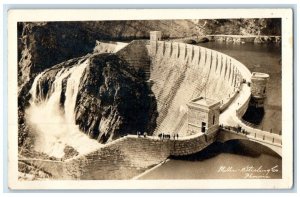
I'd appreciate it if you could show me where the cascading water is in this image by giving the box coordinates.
[26,60,102,158]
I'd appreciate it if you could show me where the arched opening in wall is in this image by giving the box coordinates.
[213,115,215,125]
[222,139,282,158]
[170,139,281,161]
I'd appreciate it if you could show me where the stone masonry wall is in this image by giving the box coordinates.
[171,131,218,156]
[22,131,218,180]
[62,133,217,179]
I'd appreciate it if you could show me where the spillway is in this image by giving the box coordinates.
[26,60,102,158]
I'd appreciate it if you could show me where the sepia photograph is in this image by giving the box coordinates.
[7,9,294,189]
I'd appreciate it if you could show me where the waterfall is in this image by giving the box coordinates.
[26,60,101,158]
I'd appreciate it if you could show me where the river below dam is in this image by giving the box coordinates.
[138,42,282,180]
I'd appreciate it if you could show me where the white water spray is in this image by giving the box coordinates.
[26,60,101,158]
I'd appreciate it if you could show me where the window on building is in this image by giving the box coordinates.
[201,122,206,133]
[213,115,215,125]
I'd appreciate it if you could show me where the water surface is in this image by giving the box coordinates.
[139,141,282,179]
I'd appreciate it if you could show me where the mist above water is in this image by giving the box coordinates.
[26,60,101,158]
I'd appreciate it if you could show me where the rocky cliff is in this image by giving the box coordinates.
[197,19,281,36]
[25,53,157,147]
[74,54,157,142]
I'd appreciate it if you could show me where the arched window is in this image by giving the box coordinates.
[213,115,215,125]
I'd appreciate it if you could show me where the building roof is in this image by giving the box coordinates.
[188,97,220,109]
[150,31,162,33]
[251,72,269,79]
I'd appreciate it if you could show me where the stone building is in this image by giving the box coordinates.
[149,31,162,56]
[150,31,162,41]
[250,72,269,107]
[187,97,221,135]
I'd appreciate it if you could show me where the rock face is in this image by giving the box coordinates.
[74,54,157,142]
[196,19,281,36]
[18,22,103,89]
[27,53,157,144]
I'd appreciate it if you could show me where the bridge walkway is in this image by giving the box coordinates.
[219,62,282,155]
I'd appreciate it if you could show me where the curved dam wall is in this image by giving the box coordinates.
[149,41,243,136]
[22,131,218,180]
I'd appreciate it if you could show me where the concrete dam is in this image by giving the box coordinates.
[21,31,282,180]
[149,40,241,136]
